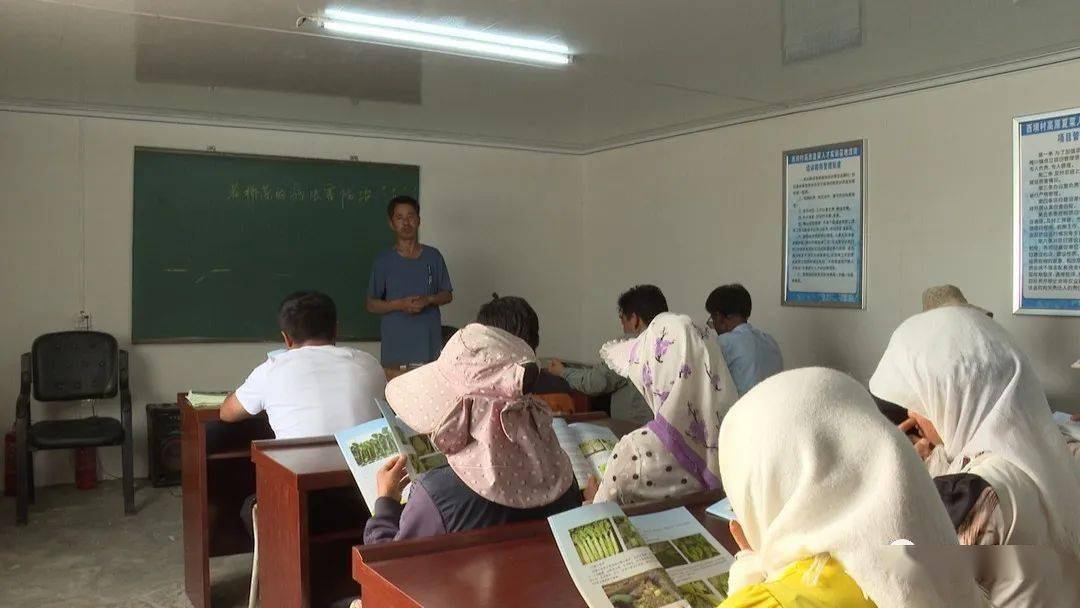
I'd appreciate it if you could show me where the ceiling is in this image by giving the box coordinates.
[4,0,1080,152]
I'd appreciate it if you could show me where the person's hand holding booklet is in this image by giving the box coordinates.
[552,417,620,490]
[334,398,448,512]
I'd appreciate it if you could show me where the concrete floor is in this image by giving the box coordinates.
[0,480,252,608]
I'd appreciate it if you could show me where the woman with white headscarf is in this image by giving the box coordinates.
[869,306,1080,556]
[718,367,987,608]
[591,313,738,505]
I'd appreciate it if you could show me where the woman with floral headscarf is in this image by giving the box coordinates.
[590,313,738,505]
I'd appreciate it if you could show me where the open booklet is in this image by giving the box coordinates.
[550,503,735,608]
[705,498,737,522]
[186,391,228,408]
[552,418,619,489]
[1052,411,1077,425]
[333,398,448,513]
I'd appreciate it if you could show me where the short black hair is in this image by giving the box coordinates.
[617,285,668,325]
[387,195,419,218]
[278,291,337,343]
[705,283,752,319]
[476,293,540,350]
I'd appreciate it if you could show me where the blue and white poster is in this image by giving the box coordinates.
[1014,109,1080,316]
[782,141,865,308]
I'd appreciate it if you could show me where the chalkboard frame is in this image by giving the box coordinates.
[130,146,420,343]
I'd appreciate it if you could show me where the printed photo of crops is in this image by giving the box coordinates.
[579,437,617,457]
[648,541,688,569]
[613,516,646,550]
[677,580,723,608]
[671,534,721,563]
[408,451,448,474]
[408,433,439,457]
[707,573,730,597]
[603,568,682,608]
[348,428,397,467]
[569,518,625,565]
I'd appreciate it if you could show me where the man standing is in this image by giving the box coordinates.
[705,283,782,396]
[366,195,453,366]
[547,285,668,425]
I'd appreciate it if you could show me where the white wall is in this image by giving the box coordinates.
[8,57,1080,489]
[0,112,584,486]
[581,59,1080,411]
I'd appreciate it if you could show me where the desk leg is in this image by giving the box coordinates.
[256,465,309,608]
[181,408,210,608]
[354,569,423,608]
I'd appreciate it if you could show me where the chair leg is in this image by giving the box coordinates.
[121,436,135,515]
[27,452,35,504]
[15,442,28,526]
[248,504,259,608]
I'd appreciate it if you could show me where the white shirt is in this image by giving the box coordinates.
[235,345,386,439]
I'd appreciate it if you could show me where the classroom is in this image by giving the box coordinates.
[2,1,1080,607]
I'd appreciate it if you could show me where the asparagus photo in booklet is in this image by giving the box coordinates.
[549,503,734,608]
[552,417,619,489]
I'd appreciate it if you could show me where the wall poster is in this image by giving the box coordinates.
[782,140,866,308]
[1014,108,1080,315]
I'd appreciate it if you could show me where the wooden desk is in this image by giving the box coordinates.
[180,394,274,608]
[352,490,731,608]
[248,412,634,608]
[251,436,368,608]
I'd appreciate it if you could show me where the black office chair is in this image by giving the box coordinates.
[441,325,459,347]
[15,331,135,525]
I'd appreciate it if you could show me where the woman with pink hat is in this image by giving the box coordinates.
[592,313,739,505]
[363,323,581,544]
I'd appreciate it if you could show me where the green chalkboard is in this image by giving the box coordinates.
[132,147,419,343]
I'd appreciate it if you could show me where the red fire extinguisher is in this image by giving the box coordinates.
[3,425,16,497]
[75,447,98,490]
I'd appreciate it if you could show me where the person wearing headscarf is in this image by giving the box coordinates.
[870,307,1080,553]
[717,368,987,608]
[921,284,992,317]
[363,324,579,544]
[921,286,1080,466]
[590,313,738,505]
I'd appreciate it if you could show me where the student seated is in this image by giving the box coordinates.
[475,293,569,394]
[870,306,1080,605]
[705,283,782,396]
[718,368,987,608]
[547,285,669,425]
[219,291,387,437]
[920,285,1080,462]
[363,324,580,544]
[590,313,737,505]
[921,283,992,317]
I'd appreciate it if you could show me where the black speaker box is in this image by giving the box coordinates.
[146,402,181,487]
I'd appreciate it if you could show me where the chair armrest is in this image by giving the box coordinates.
[118,349,132,414]
[16,353,30,420]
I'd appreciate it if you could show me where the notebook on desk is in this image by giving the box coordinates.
[186,391,228,408]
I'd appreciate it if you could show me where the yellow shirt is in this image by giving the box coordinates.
[719,557,877,608]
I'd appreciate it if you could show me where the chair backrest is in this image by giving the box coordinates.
[441,325,459,347]
[535,393,576,415]
[31,331,119,402]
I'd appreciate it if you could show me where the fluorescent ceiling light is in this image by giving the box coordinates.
[312,8,572,66]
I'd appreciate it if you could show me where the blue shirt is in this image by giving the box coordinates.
[367,246,453,366]
[717,322,783,396]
